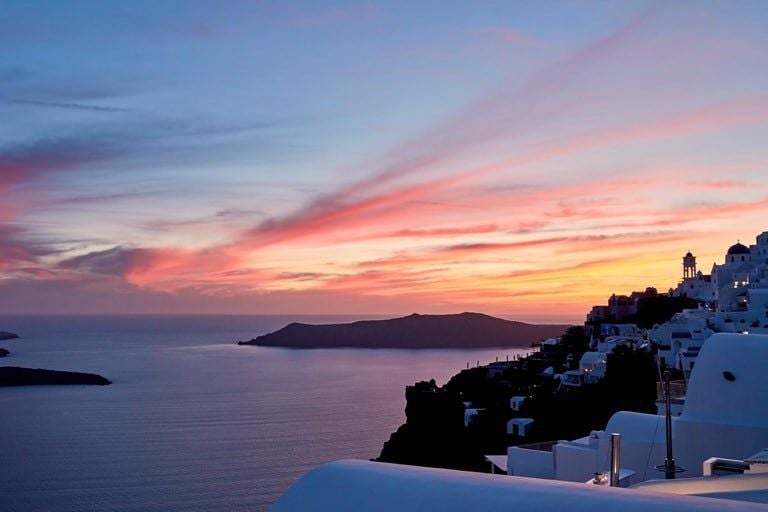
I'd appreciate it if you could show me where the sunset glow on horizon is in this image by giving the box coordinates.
[2,1,768,322]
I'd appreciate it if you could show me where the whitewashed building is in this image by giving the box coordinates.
[507,334,768,487]
[647,308,715,373]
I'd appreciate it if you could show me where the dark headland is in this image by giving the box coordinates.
[0,367,112,387]
[0,331,20,341]
[238,312,570,349]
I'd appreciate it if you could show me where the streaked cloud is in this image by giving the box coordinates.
[480,27,541,47]
[1,1,767,318]
[285,3,383,27]
[5,98,133,112]
[684,180,754,190]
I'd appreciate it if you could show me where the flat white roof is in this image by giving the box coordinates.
[272,460,768,511]
[580,352,605,363]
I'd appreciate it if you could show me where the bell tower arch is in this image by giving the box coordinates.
[683,251,696,279]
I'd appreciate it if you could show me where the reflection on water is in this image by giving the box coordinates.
[0,315,529,511]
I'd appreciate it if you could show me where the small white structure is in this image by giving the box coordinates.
[647,307,715,373]
[486,361,512,378]
[510,396,527,411]
[541,337,559,348]
[560,370,584,387]
[580,336,646,384]
[507,418,534,437]
[464,408,484,428]
[596,336,638,353]
[579,352,607,383]
[600,324,641,337]
[540,366,554,377]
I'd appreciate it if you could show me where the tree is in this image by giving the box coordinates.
[560,325,589,353]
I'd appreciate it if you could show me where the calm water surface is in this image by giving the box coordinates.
[0,315,528,511]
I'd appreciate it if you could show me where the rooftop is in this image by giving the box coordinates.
[728,242,751,255]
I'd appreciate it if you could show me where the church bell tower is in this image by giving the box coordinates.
[683,251,696,279]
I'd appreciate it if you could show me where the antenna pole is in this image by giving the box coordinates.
[663,370,676,479]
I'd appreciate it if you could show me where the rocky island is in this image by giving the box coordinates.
[0,348,9,358]
[238,312,570,349]
[0,367,112,386]
[0,331,20,340]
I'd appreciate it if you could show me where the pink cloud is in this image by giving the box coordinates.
[0,153,73,190]
[479,27,541,47]
[7,4,765,317]
[58,245,250,291]
[684,180,754,190]
[382,224,499,238]
[168,9,765,264]
[241,90,768,254]
[230,177,464,251]
[329,7,661,202]
[0,225,57,275]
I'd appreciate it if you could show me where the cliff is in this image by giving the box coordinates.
[0,332,19,341]
[0,367,111,386]
[238,312,570,349]
[376,336,658,471]
[377,379,488,471]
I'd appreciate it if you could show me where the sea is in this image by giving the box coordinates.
[0,315,531,512]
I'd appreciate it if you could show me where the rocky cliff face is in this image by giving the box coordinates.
[376,379,488,471]
[375,339,658,473]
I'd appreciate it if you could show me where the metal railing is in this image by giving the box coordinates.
[656,380,686,400]
[516,440,558,452]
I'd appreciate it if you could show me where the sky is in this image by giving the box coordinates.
[1,0,768,322]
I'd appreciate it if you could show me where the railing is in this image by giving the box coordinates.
[656,380,687,400]
[516,440,558,452]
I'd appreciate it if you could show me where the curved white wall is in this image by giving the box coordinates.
[272,460,768,511]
